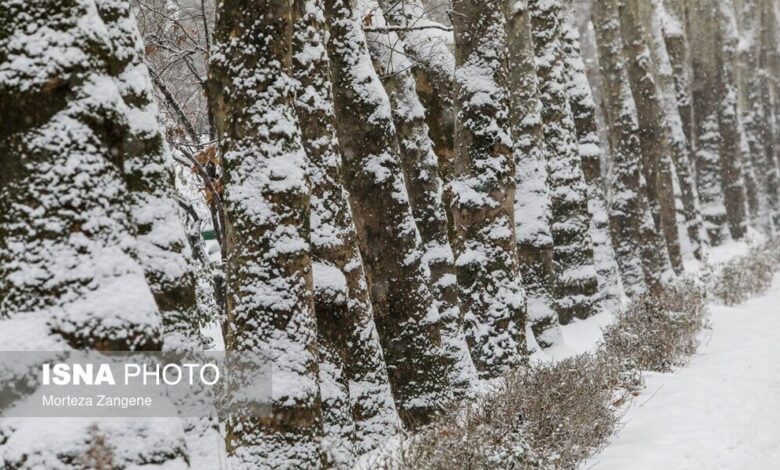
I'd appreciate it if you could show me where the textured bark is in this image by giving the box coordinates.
[529,0,601,323]
[561,7,624,311]
[292,0,399,459]
[737,0,776,231]
[366,2,479,397]
[209,0,323,466]
[505,0,563,349]
[100,0,202,349]
[593,0,673,296]
[324,0,455,426]
[449,0,527,376]
[376,0,457,184]
[0,0,189,466]
[619,0,684,273]
[757,0,780,228]
[716,0,751,239]
[688,0,732,245]
[647,0,708,260]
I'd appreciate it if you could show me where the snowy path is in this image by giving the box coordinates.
[586,275,780,470]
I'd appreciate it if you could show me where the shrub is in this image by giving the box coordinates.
[708,242,776,305]
[603,280,707,372]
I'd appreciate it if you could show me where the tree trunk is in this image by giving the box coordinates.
[0,0,189,465]
[504,0,563,349]
[377,0,457,185]
[646,0,708,261]
[449,0,528,376]
[757,0,780,229]
[561,7,624,311]
[737,0,775,232]
[365,1,479,397]
[689,0,733,245]
[619,0,684,273]
[209,0,323,466]
[292,0,399,459]
[529,0,601,323]
[593,0,673,296]
[716,0,751,239]
[324,0,455,426]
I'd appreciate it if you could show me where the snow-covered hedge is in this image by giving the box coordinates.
[708,238,780,305]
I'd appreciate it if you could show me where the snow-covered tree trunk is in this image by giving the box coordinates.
[100,0,203,350]
[0,0,190,466]
[504,0,563,349]
[324,0,455,425]
[209,0,323,466]
[561,7,624,312]
[716,0,751,239]
[593,0,673,296]
[529,0,601,322]
[449,0,527,376]
[688,0,732,245]
[619,0,684,273]
[756,0,780,228]
[292,0,399,459]
[645,0,708,261]
[376,0,457,184]
[365,1,479,397]
[737,0,776,232]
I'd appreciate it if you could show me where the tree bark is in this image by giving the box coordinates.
[716,0,751,239]
[504,0,563,349]
[688,0,733,245]
[593,0,673,296]
[209,0,323,466]
[449,0,528,376]
[324,0,455,426]
[292,0,400,459]
[619,0,684,273]
[646,0,708,261]
[366,1,479,396]
[561,7,625,311]
[529,0,601,322]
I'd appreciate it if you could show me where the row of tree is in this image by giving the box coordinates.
[2,0,780,467]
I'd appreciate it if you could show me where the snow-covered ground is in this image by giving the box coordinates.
[586,273,780,469]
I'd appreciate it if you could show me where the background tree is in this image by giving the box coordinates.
[592,0,673,296]
[561,6,624,311]
[505,0,564,349]
[366,1,479,397]
[529,0,601,322]
[449,0,528,376]
[688,0,733,245]
[292,0,400,460]
[324,0,456,426]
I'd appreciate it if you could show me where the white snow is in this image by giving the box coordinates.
[587,274,780,469]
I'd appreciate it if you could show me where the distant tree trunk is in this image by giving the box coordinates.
[561,7,624,311]
[593,0,673,296]
[737,0,775,232]
[504,0,563,349]
[619,0,684,273]
[757,0,780,228]
[529,0,601,322]
[292,0,399,459]
[377,0,457,184]
[365,0,478,399]
[645,0,708,261]
[0,0,189,465]
[688,0,732,245]
[449,0,528,376]
[716,0,751,239]
[324,0,455,426]
[209,0,323,466]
